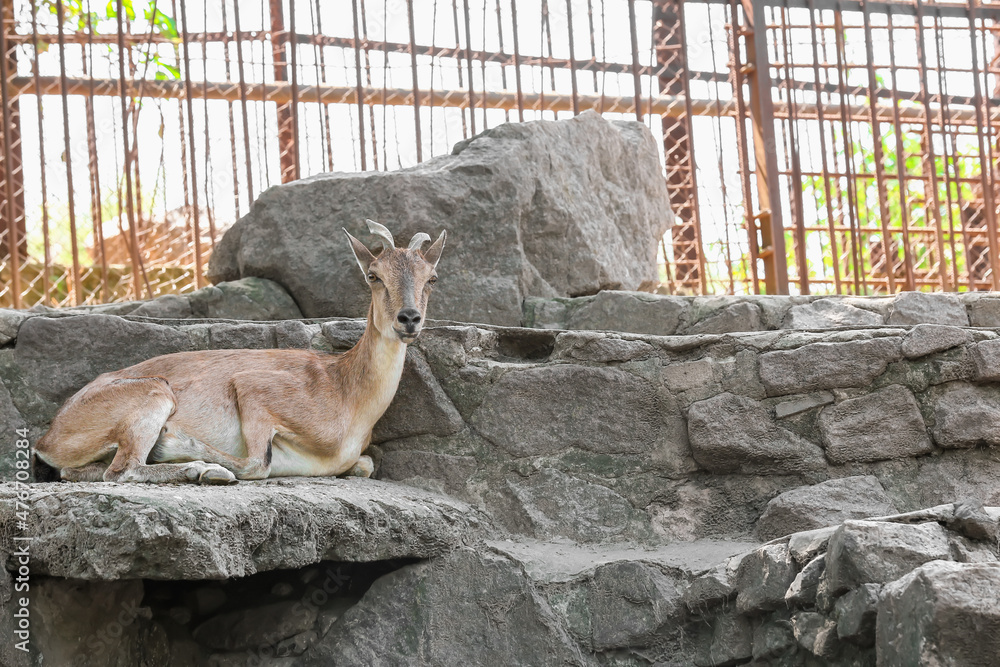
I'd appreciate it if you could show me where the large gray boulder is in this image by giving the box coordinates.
[208,111,673,325]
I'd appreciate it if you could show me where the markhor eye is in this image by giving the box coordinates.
[367,273,380,283]
[428,276,438,285]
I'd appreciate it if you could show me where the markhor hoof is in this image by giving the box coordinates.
[199,467,238,485]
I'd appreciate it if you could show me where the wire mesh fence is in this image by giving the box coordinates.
[2,0,1000,308]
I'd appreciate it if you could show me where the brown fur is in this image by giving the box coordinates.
[35,227,446,484]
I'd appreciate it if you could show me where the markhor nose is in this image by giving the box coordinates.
[397,308,422,332]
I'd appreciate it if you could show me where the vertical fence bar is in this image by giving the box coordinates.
[233,1,255,204]
[967,0,1000,289]
[742,0,789,294]
[511,0,525,122]
[0,0,20,307]
[201,2,217,243]
[462,0,477,134]
[779,5,809,293]
[406,0,423,162]
[861,0,897,292]
[833,12,864,293]
[85,3,108,301]
[311,0,334,172]
[885,15,915,290]
[221,1,241,218]
[729,0,761,294]
[115,0,146,298]
[28,0,51,304]
[807,0,841,293]
[351,0,368,171]
[494,0,510,124]
[932,12,971,289]
[178,0,204,288]
[566,0,580,115]
[913,0,949,290]
[56,0,82,305]
[627,0,643,120]
[288,0,301,181]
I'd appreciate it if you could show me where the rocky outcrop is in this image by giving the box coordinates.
[208,112,673,325]
[687,504,1000,666]
[7,504,992,665]
[878,560,1000,665]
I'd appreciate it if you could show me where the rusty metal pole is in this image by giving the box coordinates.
[0,0,22,307]
[778,6,809,294]
[56,0,83,304]
[728,0,760,294]
[654,0,706,294]
[351,0,367,171]
[627,0,643,121]
[178,0,204,288]
[966,0,1000,289]
[913,0,950,291]
[861,0,898,293]
[741,0,789,294]
[269,0,296,183]
[406,0,423,162]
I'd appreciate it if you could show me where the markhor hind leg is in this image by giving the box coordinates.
[149,423,270,480]
[103,388,236,485]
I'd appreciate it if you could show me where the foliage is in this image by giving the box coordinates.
[39,0,180,81]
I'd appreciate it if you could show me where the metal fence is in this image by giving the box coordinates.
[2,0,1000,308]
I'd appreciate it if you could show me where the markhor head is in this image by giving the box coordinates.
[343,219,446,344]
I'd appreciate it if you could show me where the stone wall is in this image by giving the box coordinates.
[4,300,1000,665]
[3,312,1000,540]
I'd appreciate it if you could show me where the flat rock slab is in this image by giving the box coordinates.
[0,478,482,580]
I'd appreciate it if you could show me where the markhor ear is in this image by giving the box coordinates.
[423,230,447,268]
[344,228,376,275]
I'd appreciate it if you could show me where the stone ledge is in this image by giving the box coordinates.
[524,290,1000,336]
[0,478,482,580]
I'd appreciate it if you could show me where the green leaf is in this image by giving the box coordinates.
[105,0,135,22]
[159,62,180,79]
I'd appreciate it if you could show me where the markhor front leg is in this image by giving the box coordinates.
[114,461,237,485]
[343,455,374,478]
